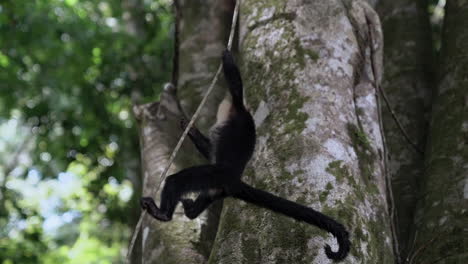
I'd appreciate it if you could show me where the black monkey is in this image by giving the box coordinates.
[141,50,350,261]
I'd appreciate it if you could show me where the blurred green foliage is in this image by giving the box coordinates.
[0,0,173,262]
[429,0,446,51]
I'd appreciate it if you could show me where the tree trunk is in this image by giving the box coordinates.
[132,1,234,263]
[209,0,393,263]
[410,1,468,263]
[133,88,207,264]
[375,0,433,261]
[131,0,468,263]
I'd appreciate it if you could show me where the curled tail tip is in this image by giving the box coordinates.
[324,236,351,261]
[324,244,347,262]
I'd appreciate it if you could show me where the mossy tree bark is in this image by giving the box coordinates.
[133,0,468,263]
[375,0,433,261]
[410,1,468,263]
[208,1,394,263]
[131,0,468,263]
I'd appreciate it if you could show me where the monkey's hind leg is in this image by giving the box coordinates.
[181,190,225,219]
[140,165,222,221]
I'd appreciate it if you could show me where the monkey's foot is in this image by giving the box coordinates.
[181,199,198,219]
[140,197,171,222]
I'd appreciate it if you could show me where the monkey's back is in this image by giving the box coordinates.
[213,110,256,176]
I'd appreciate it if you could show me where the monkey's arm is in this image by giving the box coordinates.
[222,50,244,108]
[180,118,212,160]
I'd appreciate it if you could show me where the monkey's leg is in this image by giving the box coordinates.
[181,191,226,219]
[140,165,222,221]
[180,118,212,159]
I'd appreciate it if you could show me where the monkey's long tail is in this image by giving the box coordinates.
[232,181,350,261]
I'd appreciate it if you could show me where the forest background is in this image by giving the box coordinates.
[0,0,461,263]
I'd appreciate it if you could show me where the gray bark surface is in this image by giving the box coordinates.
[134,87,206,264]
[133,1,234,263]
[208,1,394,263]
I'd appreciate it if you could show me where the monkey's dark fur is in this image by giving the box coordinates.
[141,50,350,261]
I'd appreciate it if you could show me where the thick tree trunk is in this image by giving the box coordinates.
[132,1,234,263]
[410,1,468,263]
[174,0,235,258]
[375,0,433,261]
[133,87,207,264]
[208,1,394,263]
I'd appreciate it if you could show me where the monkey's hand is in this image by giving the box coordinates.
[180,118,197,137]
[180,117,190,131]
[140,197,171,222]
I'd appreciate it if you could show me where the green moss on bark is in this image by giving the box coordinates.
[346,123,376,185]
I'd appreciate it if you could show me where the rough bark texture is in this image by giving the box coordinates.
[132,1,234,263]
[177,0,235,128]
[175,0,235,258]
[375,0,433,261]
[133,88,206,264]
[208,1,394,263]
[411,1,468,263]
